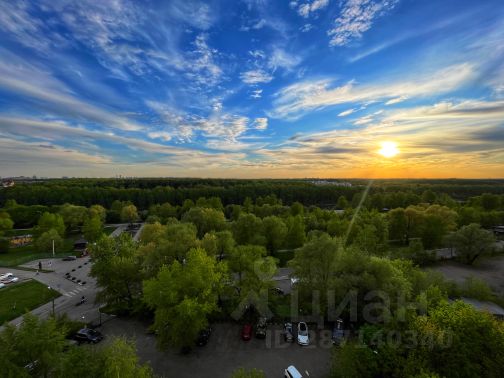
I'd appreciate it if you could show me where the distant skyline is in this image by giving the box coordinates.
[1,0,503,178]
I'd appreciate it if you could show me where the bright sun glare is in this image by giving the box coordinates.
[378,141,399,158]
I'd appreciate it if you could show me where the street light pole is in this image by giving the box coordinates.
[52,239,55,257]
[47,286,55,316]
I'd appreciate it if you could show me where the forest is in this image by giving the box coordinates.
[1,178,504,377]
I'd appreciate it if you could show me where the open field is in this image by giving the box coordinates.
[0,280,60,324]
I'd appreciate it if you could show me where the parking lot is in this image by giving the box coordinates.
[100,318,332,378]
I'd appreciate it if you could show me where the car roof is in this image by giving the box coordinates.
[286,365,303,378]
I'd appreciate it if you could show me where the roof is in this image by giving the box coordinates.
[74,238,88,244]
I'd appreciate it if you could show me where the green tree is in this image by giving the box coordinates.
[233,214,265,246]
[89,204,107,223]
[388,208,408,243]
[101,337,154,378]
[262,216,287,253]
[54,337,154,378]
[34,228,64,253]
[83,215,103,242]
[139,222,166,245]
[0,313,66,378]
[285,215,306,249]
[143,248,226,349]
[336,195,349,209]
[121,204,139,224]
[35,212,65,237]
[59,204,88,231]
[0,211,14,235]
[141,222,199,276]
[182,207,227,238]
[290,201,304,216]
[289,234,341,315]
[450,223,495,265]
[90,234,143,311]
[327,216,349,237]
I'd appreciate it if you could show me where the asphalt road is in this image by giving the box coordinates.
[101,318,332,378]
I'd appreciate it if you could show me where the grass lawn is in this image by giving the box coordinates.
[0,280,60,324]
[0,233,81,267]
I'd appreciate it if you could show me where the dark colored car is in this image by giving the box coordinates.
[283,322,294,342]
[255,317,267,339]
[62,256,77,261]
[241,324,252,341]
[332,319,345,346]
[74,328,104,344]
[196,327,212,346]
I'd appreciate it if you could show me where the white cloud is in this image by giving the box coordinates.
[251,89,263,99]
[300,24,314,32]
[240,69,274,84]
[267,47,302,72]
[0,51,144,131]
[385,96,408,105]
[249,50,266,59]
[298,0,329,18]
[147,131,172,142]
[271,63,474,119]
[253,117,268,130]
[328,0,399,46]
[338,108,356,117]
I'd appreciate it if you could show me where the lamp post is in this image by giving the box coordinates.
[47,286,55,316]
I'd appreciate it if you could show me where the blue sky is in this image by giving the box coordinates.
[0,0,503,178]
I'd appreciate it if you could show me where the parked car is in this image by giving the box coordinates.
[255,317,267,339]
[283,322,294,342]
[62,255,77,261]
[0,273,19,284]
[241,323,252,341]
[332,318,345,346]
[284,365,303,378]
[196,327,212,346]
[272,287,285,295]
[297,322,309,346]
[73,328,103,344]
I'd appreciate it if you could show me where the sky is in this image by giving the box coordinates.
[0,0,504,179]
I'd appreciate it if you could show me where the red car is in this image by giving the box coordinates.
[241,324,252,341]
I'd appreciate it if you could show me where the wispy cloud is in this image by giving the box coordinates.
[298,0,330,18]
[253,117,268,130]
[271,63,474,119]
[338,108,356,116]
[240,70,274,84]
[328,0,399,46]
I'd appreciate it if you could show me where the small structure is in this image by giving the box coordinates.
[74,238,88,252]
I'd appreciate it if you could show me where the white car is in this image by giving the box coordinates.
[0,273,19,284]
[284,365,303,378]
[297,322,309,346]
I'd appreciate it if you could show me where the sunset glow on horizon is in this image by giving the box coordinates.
[0,0,503,179]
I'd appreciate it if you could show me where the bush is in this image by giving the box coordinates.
[0,238,9,254]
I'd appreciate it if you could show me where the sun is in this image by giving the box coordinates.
[378,141,399,158]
